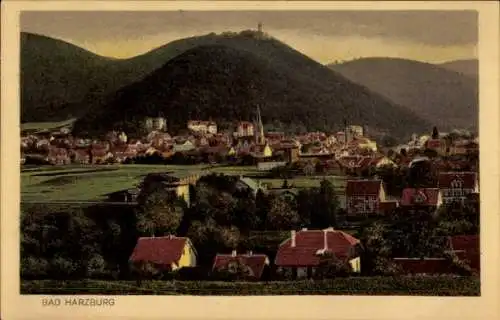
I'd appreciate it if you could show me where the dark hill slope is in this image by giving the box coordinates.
[25,30,425,125]
[329,58,478,131]
[23,30,356,122]
[73,45,430,140]
[20,32,122,121]
[438,59,478,78]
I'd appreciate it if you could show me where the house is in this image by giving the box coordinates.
[438,172,479,205]
[172,140,196,153]
[129,235,197,272]
[48,147,70,165]
[91,147,113,164]
[256,161,287,171]
[425,138,446,155]
[400,188,443,210]
[71,149,90,164]
[144,116,167,132]
[236,121,255,137]
[250,143,273,158]
[345,180,387,216]
[448,235,480,272]
[272,143,300,163]
[187,120,217,134]
[235,176,267,195]
[110,145,138,163]
[335,131,346,144]
[275,228,362,279]
[212,250,270,280]
[140,172,200,207]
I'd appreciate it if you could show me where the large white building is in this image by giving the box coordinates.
[187,120,217,134]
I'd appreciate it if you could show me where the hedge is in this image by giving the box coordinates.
[21,276,480,296]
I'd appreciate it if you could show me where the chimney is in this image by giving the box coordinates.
[232,250,237,257]
[291,230,296,247]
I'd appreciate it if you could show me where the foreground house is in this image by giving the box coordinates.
[438,172,479,205]
[275,228,361,279]
[129,236,197,272]
[212,251,270,280]
[393,234,480,275]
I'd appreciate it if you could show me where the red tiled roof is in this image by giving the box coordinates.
[448,235,480,271]
[393,258,453,275]
[438,172,477,189]
[346,180,382,196]
[400,188,441,206]
[212,254,269,279]
[275,229,360,267]
[129,236,188,268]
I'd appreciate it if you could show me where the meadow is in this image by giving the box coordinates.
[21,276,480,296]
[21,164,347,202]
[21,118,76,133]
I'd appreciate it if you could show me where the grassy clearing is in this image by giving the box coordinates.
[21,164,347,202]
[21,276,480,296]
[21,165,205,202]
[21,118,76,132]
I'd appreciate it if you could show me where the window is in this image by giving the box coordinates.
[450,179,463,189]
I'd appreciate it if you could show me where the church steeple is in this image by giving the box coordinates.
[255,105,265,145]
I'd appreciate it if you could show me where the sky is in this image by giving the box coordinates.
[21,10,478,64]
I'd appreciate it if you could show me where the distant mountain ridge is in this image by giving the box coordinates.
[438,59,478,78]
[328,57,478,132]
[72,44,430,140]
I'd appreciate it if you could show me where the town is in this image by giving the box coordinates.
[21,106,480,295]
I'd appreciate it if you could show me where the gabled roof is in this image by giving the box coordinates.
[400,188,441,206]
[346,180,383,196]
[275,229,360,267]
[438,172,477,189]
[212,254,269,279]
[129,236,191,267]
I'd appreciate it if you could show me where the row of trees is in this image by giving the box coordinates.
[21,167,479,280]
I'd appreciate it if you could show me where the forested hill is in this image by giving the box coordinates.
[329,57,478,132]
[72,44,430,140]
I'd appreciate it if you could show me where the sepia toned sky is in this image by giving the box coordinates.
[21,10,478,64]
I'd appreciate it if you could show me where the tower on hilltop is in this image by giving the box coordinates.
[258,22,263,33]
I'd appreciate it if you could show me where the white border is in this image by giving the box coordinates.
[2,2,499,320]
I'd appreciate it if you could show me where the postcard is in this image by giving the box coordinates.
[1,1,499,320]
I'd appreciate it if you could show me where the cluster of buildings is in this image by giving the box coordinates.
[128,229,479,280]
[20,107,380,166]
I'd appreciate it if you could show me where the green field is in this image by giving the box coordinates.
[21,118,76,132]
[21,164,346,202]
